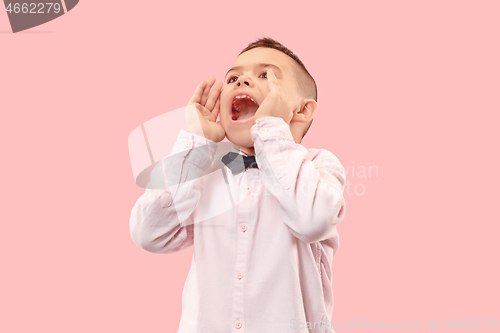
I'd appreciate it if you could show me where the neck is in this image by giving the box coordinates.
[239,146,255,156]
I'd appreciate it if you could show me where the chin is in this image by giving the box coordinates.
[225,124,254,149]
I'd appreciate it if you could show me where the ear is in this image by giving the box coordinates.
[291,99,318,123]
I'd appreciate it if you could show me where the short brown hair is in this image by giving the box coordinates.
[240,37,317,138]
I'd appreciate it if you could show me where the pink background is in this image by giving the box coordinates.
[1,1,499,332]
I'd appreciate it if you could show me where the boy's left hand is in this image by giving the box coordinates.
[253,69,294,125]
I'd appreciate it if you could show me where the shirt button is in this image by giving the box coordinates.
[235,321,242,329]
[259,128,267,133]
[240,225,247,232]
[236,271,243,279]
[184,141,191,148]
[160,192,173,208]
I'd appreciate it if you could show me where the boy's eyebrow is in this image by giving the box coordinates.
[225,63,283,78]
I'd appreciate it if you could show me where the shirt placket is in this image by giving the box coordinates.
[231,171,253,332]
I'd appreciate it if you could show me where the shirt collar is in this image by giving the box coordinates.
[231,143,249,156]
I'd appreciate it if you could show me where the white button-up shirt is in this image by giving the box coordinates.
[130,117,347,333]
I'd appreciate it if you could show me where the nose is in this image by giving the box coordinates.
[236,76,252,87]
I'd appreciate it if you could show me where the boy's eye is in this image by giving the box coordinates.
[227,76,238,84]
[259,72,268,79]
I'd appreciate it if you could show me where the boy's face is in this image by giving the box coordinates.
[220,47,302,148]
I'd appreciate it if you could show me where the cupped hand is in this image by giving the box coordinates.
[186,77,226,142]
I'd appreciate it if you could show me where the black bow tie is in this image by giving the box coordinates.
[221,152,259,174]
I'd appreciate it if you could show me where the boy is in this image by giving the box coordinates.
[130,37,346,333]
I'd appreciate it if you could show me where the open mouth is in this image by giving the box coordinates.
[231,94,259,122]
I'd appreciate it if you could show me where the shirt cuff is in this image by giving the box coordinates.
[250,117,296,190]
[170,130,218,171]
[250,117,295,143]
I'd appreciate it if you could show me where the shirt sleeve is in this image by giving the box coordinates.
[251,117,347,245]
[129,130,218,253]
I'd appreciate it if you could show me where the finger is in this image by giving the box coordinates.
[207,76,216,87]
[201,76,216,106]
[212,98,221,121]
[266,69,280,90]
[200,80,212,106]
[188,80,207,105]
[205,81,223,111]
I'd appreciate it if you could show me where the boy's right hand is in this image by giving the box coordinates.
[186,77,225,142]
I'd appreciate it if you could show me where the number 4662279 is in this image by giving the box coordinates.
[6,3,62,14]
[444,319,498,329]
